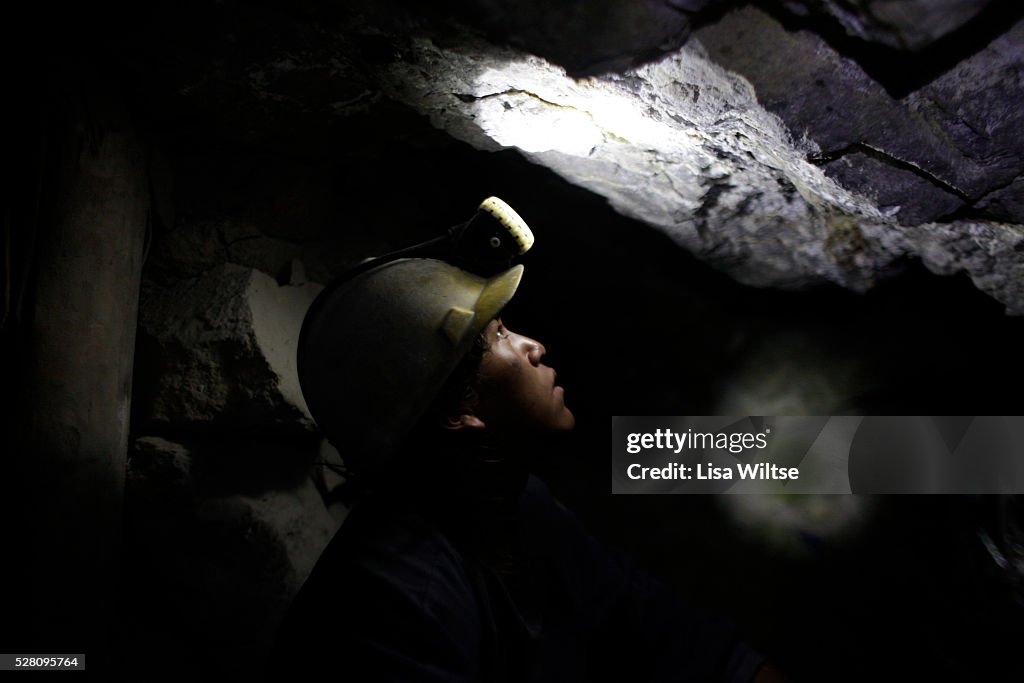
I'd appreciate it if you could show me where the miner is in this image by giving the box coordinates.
[269,198,782,682]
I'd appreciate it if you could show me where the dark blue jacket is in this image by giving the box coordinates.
[270,472,763,682]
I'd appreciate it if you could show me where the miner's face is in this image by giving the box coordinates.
[472,318,575,433]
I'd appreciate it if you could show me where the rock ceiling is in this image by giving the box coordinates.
[109,0,1024,312]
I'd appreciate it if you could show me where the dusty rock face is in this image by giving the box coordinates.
[904,18,1024,217]
[108,0,1024,313]
[778,0,998,50]
[128,436,194,492]
[378,27,1024,312]
[136,264,323,434]
[699,7,1024,225]
[385,35,879,288]
[696,6,973,226]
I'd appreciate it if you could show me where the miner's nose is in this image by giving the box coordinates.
[521,335,546,366]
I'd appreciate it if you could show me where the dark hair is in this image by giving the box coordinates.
[322,330,492,503]
[423,331,491,427]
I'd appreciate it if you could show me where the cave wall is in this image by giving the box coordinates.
[6,0,1024,680]
[372,3,1024,312]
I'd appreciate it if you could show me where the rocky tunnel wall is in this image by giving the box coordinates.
[6,1,1024,680]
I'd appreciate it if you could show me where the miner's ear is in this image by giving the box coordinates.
[442,413,486,432]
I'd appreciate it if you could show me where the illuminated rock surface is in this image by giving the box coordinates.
[379,15,1024,311]
[115,0,1024,312]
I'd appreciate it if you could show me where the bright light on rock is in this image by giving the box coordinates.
[383,35,1024,314]
[473,87,604,155]
[472,64,671,154]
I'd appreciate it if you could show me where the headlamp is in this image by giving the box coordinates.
[449,196,535,276]
[332,196,534,285]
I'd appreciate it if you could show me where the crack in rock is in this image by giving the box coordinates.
[377,32,1024,314]
[810,141,972,202]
